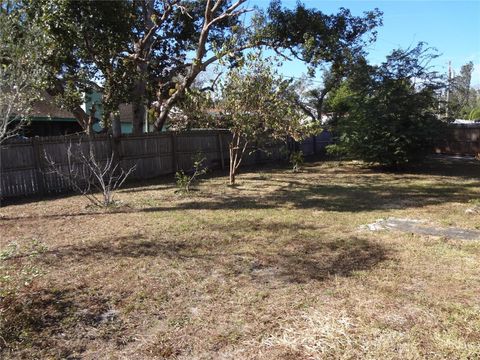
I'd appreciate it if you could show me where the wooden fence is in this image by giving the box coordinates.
[0,130,331,198]
[435,124,480,156]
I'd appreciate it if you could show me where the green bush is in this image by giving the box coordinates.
[175,153,207,194]
[469,108,480,121]
[329,45,446,167]
[289,150,304,172]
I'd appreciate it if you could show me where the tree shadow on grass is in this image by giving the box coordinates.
[131,180,476,213]
[248,237,388,284]
[1,177,478,222]
[0,285,126,358]
[403,155,480,180]
[2,223,388,355]
[30,226,389,285]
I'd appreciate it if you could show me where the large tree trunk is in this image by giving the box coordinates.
[72,106,90,132]
[152,67,200,131]
[86,104,96,137]
[131,1,157,135]
[132,62,148,134]
[132,99,145,134]
[111,112,121,139]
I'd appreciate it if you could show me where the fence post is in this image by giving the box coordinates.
[217,131,225,170]
[32,137,46,195]
[171,132,178,173]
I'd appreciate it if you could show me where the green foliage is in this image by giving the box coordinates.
[469,108,480,121]
[0,3,48,141]
[175,153,207,194]
[325,144,348,159]
[215,52,308,184]
[330,44,446,167]
[289,151,304,173]
[170,87,216,130]
[26,0,135,118]
[219,53,306,144]
[447,62,476,119]
[263,1,382,75]
[175,171,190,193]
[20,0,382,133]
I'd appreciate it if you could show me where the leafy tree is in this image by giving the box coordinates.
[24,0,135,134]
[447,61,475,119]
[286,67,345,123]
[0,2,47,142]
[216,53,305,184]
[24,0,382,134]
[448,62,480,120]
[328,43,446,167]
[147,0,382,132]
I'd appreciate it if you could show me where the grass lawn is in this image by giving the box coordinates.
[1,157,480,359]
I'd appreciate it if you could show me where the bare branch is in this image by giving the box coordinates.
[44,138,135,207]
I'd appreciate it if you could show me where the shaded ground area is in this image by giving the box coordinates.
[1,157,480,359]
[362,217,480,240]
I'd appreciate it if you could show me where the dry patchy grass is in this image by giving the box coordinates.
[1,157,480,359]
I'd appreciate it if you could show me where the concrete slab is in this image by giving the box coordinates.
[361,218,480,241]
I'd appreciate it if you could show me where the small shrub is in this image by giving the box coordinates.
[290,151,304,173]
[256,171,272,181]
[326,144,346,158]
[45,140,135,208]
[175,153,207,194]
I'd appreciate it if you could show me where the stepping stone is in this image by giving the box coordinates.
[361,217,480,241]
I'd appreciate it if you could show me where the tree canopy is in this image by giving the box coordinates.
[12,0,383,134]
[327,43,446,167]
[0,1,48,142]
[216,53,306,184]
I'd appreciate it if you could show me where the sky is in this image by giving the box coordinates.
[248,0,480,86]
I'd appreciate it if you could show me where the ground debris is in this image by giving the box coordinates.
[360,217,480,240]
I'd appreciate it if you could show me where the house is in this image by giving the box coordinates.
[24,94,83,137]
[22,92,138,137]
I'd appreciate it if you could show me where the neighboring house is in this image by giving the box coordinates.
[25,94,83,137]
[23,92,138,137]
[23,90,195,137]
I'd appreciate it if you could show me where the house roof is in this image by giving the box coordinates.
[31,94,76,120]
[30,92,137,124]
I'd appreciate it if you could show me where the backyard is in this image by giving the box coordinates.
[1,157,480,359]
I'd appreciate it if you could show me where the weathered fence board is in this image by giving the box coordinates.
[0,130,332,198]
[435,124,480,156]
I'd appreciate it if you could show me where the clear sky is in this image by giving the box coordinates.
[249,0,480,86]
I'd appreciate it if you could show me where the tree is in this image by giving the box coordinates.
[151,0,382,131]
[447,62,476,119]
[0,2,48,204]
[328,43,446,167]
[286,68,343,123]
[216,53,305,184]
[0,2,47,142]
[25,0,382,134]
[25,0,135,134]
